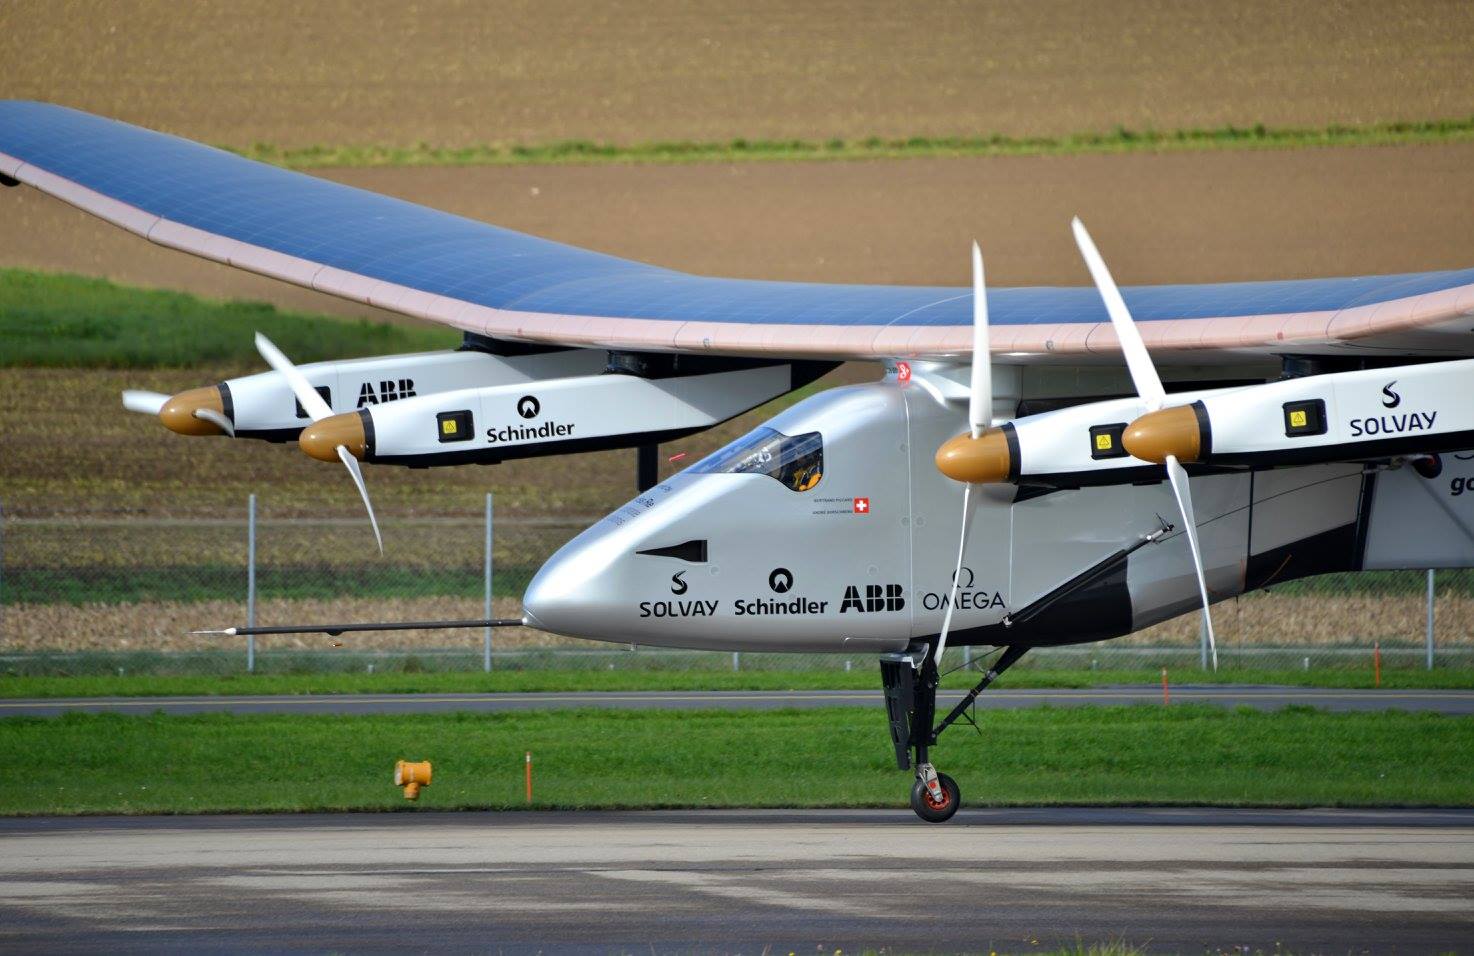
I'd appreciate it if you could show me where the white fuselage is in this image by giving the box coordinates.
[522,364,1474,652]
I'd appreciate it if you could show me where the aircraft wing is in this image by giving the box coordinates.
[3,100,1473,362]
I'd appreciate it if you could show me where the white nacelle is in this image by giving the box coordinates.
[360,362,808,465]
[998,357,1474,485]
[1194,357,1474,465]
[221,348,605,439]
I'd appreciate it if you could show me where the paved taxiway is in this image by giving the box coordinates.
[3,686,1472,717]
[0,809,1469,952]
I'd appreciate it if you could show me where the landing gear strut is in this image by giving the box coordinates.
[880,644,1028,823]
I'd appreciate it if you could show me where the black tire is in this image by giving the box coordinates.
[909,772,961,823]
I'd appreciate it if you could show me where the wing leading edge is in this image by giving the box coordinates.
[3,100,1472,361]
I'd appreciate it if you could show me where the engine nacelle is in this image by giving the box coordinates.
[939,356,1474,488]
[301,359,830,466]
[1126,357,1474,469]
[152,347,606,439]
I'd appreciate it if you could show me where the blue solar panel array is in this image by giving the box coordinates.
[3,100,1471,329]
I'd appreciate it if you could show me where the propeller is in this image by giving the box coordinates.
[122,388,235,436]
[1070,217,1217,669]
[930,242,991,669]
[254,332,384,554]
[121,390,168,415]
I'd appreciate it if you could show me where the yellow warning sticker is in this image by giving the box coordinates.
[1095,434,1113,451]
[441,419,458,435]
[1289,410,1307,428]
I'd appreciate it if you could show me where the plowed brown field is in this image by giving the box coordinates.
[4,0,1472,148]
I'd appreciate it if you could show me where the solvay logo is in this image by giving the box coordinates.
[670,571,688,595]
[1349,379,1435,438]
[517,395,541,419]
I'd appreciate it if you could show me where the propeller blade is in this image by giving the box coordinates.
[1072,220,1216,668]
[255,332,382,552]
[338,444,384,555]
[192,407,236,437]
[121,390,169,415]
[1070,217,1165,411]
[932,484,974,667]
[1165,455,1217,670]
[969,241,992,438]
[254,332,331,422]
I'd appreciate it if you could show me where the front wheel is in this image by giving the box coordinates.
[909,772,960,823]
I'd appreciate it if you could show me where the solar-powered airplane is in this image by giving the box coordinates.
[6,101,1474,821]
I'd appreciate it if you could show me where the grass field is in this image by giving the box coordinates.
[0,706,1468,814]
[234,117,1474,169]
[4,668,1473,699]
[0,269,457,368]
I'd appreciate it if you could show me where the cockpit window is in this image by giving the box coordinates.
[691,426,824,492]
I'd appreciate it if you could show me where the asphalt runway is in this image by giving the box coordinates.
[3,686,1472,718]
[0,809,1469,953]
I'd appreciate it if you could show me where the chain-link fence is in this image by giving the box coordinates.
[1,497,1470,676]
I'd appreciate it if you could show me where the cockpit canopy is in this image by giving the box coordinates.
[691,426,824,492]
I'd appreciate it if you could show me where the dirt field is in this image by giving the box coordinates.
[4,1,1472,149]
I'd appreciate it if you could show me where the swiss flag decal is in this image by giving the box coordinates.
[853,497,870,514]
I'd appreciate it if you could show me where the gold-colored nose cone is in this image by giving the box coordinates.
[300,412,367,462]
[935,428,1013,483]
[1123,405,1204,464]
[159,387,227,436]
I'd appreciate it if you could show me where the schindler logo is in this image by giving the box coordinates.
[488,394,575,444]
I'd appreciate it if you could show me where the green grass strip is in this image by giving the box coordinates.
[234,117,1474,170]
[4,668,1472,698]
[0,706,1468,814]
[0,268,458,368]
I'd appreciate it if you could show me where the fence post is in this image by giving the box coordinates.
[0,500,5,641]
[732,651,740,672]
[246,494,257,673]
[1199,616,1208,670]
[1426,568,1436,671]
[484,492,494,673]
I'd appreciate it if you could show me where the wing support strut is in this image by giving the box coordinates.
[1002,517,1172,631]
[194,618,525,638]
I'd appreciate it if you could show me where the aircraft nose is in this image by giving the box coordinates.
[521,534,619,638]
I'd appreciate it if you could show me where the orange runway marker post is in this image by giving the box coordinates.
[525,751,533,804]
[1161,667,1170,705]
[1374,641,1382,688]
